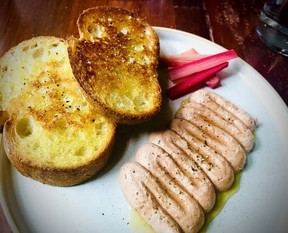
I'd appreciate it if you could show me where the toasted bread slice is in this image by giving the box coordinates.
[0,36,116,186]
[67,6,162,124]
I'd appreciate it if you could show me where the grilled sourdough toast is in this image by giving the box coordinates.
[0,36,116,186]
[67,6,162,124]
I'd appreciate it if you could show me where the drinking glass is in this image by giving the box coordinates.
[256,0,288,56]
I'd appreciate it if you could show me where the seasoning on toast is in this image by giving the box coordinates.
[68,6,162,124]
[0,36,116,186]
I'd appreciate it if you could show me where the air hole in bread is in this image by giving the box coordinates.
[75,147,86,157]
[32,142,40,151]
[133,96,147,107]
[54,119,67,130]
[22,45,29,52]
[50,42,60,48]
[32,47,44,59]
[1,65,8,72]
[87,25,104,38]
[16,118,33,138]
[31,43,38,48]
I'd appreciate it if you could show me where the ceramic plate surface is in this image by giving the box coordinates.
[1,27,288,233]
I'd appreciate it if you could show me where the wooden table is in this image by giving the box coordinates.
[0,0,287,232]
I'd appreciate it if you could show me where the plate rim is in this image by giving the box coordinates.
[1,26,288,233]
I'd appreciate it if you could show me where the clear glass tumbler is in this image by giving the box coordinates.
[256,0,288,56]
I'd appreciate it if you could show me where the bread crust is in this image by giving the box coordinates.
[68,6,162,124]
[3,117,116,186]
[0,36,117,186]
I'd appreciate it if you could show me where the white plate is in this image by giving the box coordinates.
[1,27,288,233]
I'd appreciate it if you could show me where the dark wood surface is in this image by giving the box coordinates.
[0,0,287,232]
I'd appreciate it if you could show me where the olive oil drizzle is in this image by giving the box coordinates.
[200,171,243,232]
[129,206,154,233]
[128,171,243,233]
[128,99,254,232]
